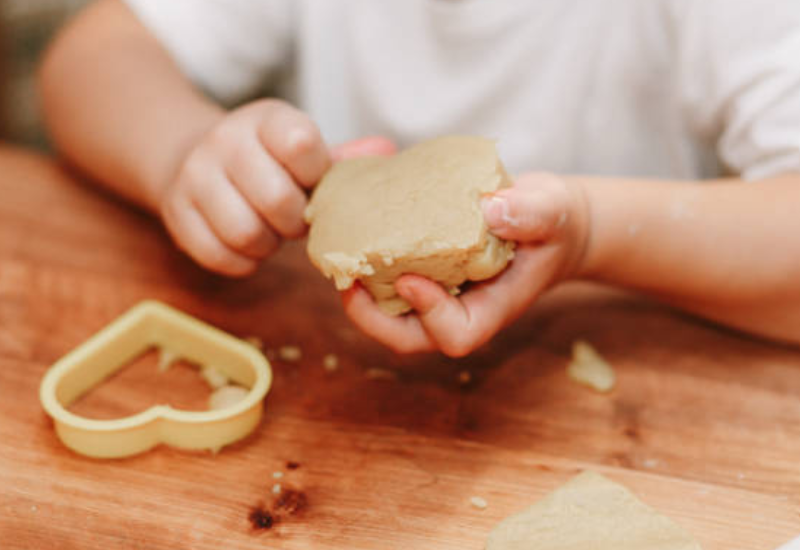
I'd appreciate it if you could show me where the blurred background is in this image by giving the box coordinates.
[0,0,88,148]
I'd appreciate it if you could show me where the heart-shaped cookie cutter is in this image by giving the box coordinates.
[39,301,272,459]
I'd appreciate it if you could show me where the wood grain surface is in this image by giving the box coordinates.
[0,146,798,549]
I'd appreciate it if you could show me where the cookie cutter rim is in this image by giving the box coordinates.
[39,300,272,458]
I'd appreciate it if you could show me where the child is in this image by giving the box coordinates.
[39,0,800,356]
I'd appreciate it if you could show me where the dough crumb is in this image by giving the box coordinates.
[157,349,178,373]
[323,353,340,372]
[458,370,472,385]
[365,368,398,381]
[243,335,264,350]
[200,365,229,389]
[278,345,302,362]
[273,471,284,479]
[642,458,660,469]
[272,483,282,495]
[470,496,488,510]
[567,340,616,393]
[208,385,249,411]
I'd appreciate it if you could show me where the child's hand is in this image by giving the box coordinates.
[342,173,589,357]
[159,99,331,276]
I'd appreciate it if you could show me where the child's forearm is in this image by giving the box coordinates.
[574,174,800,343]
[39,0,223,212]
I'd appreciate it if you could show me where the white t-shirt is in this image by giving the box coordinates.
[124,0,800,181]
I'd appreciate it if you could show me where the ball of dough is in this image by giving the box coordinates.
[305,135,515,315]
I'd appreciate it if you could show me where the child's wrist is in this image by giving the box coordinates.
[565,176,650,283]
[150,105,225,214]
[558,176,593,282]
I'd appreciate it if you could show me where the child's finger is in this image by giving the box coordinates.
[163,195,257,276]
[341,284,435,354]
[396,246,561,357]
[395,275,494,358]
[331,136,397,161]
[191,170,279,258]
[256,102,331,188]
[481,173,570,243]
[227,136,308,238]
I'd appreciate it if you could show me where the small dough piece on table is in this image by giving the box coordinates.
[567,340,616,393]
[486,471,702,550]
[208,385,249,411]
[305,135,516,315]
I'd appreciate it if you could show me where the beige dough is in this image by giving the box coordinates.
[567,340,616,393]
[486,472,702,550]
[305,136,516,315]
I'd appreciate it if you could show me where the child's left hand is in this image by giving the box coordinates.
[342,173,590,357]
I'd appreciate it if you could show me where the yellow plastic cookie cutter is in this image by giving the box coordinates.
[39,300,272,459]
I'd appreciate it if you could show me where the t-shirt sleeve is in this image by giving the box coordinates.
[678,0,800,180]
[122,0,295,104]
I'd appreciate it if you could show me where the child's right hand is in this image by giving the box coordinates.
[159,99,332,276]
[342,173,589,357]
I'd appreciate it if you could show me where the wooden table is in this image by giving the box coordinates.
[1,146,798,549]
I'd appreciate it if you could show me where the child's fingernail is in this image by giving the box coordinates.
[481,196,508,228]
[481,197,506,227]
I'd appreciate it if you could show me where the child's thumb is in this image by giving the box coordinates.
[481,188,561,243]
